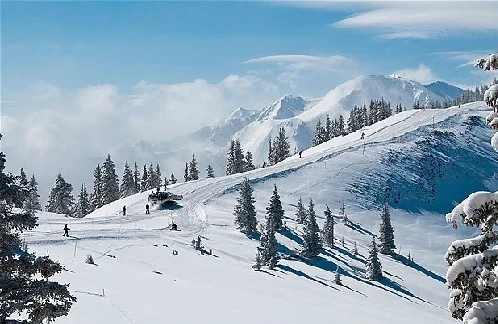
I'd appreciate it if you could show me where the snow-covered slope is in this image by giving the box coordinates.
[425,81,464,101]
[24,102,497,324]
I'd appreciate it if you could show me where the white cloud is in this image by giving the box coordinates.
[435,50,495,67]
[394,64,436,84]
[332,2,498,39]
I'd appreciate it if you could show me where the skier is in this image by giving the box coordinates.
[122,205,126,216]
[299,150,303,158]
[171,223,178,231]
[145,204,150,214]
[360,132,365,140]
[63,224,70,237]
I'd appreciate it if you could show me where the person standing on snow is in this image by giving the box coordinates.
[145,204,150,214]
[63,224,70,237]
[122,205,126,216]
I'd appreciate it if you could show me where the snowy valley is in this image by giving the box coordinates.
[18,102,498,324]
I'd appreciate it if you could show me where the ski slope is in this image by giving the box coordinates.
[22,102,496,324]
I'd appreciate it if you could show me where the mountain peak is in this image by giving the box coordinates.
[257,94,309,121]
[425,81,463,101]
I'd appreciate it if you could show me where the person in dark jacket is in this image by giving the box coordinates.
[145,204,150,214]
[122,205,126,216]
[63,224,70,237]
[299,151,303,158]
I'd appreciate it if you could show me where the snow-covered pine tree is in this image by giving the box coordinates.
[301,198,322,258]
[170,173,177,184]
[338,115,345,136]
[266,184,284,232]
[258,200,279,269]
[120,162,135,198]
[141,164,148,191]
[253,248,263,271]
[19,167,28,187]
[101,154,120,205]
[379,204,396,254]
[322,205,335,247]
[226,140,236,175]
[335,267,342,285]
[133,162,141,193]
[245,151,255,171]
[90,164,103,211]
[313,119,326,146]
[234,140,245,173]
[147,163,155,189]
[233,178,257,235]
[442,52,498,323]
[24,174,42,214]
[366,237,382,281]
[273,127,290,164]
[295,196,307,224]
[155,164,162,188]
[74,184,90,218]
[189,154,199,180]
[325,115,332,141]
[206,164,215,178]
[0,135,76,323]
[46,173,74,216]
[184,162,190,182]
[268,136,275,166]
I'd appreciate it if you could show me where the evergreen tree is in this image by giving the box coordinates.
[322,205,335,247]
[295,196,307,224]
[379,204,396,254]
[301,198,322,258]
[101,154,120,205]
[155,164,162,188]
[169,173,177,184]
[273,127,290,163]
[366,237,382,281]
[339,201,348,223]
[25,174,42,214]
[338,115,345,136]
[226,140,236,175]
[334,268,342,285]
[46,173,74,216]
[0,135,76,324]
[19,167,28,187]
[141,164,148,191]
[233,178,257,235]
[266,184,284,232]
[147,163,155,189]
[353,241,358,255]
[268,136,275,166]
[233,140,245,173]
[325,115,332,141]
[120,162,135,198]
[184,162,190,182]
[189,154,199,180]
[164,177,169,188]
[253,249,263,271]
[257,201,279,269]
[133,162,141,193]
[313,119,326,146]
[74,184,90,218]
[90,164,103,210]
[245,151,255,171]
[206,164,215,178]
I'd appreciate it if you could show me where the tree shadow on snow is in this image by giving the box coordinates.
[280,227,303,245]
[391,253,445,283]
[345,221,376,237]
[275,264,339,291]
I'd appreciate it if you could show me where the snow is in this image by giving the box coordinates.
[445,191,498,224]
[19,101,498,324]
[464,298,498,324]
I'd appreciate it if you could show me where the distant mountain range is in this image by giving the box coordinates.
[115,75,466,179]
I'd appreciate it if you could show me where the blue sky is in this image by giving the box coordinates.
[1,1,498,196]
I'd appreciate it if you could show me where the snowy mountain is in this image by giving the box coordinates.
[116,75,454,181]
[24,102,497,324]
[425,81,464,101]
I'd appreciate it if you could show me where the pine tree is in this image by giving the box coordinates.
[24,174,42,215]
[164,177,169,188]
[46,173,74,216]
[169,173,177,184]
[206,165,215,178]
[273,127,290,163]
[233,140,245,173]
[0,135,76,323]
[313,119,326,146]
[75,184,90,218]
[301,198,322,258]
[120,162,135,198]
[183,162,189,182]
[101,154,119,205]
[141,164,148,191]
[268,136,275,166]
[353,241,358,255]
[366,237,382,281]
[90,164,103,210]
[19,167,28,187]
[155,164,162,188]
[334,268,342,285]
[266,184,284,232]
[189,154,199,180]
[339,201,348,223]
[133,162,141,193]
[253,249,263,271]
[322,205,335,247]
[233,178,257,235]
[379,204,396,254]
[245,151,255,171]
[295,196,307,224]
[325,115,332,141]
[147,163,155,189]
[258,202,279,269]
[338,115,345,136]
[226,140,236,175]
